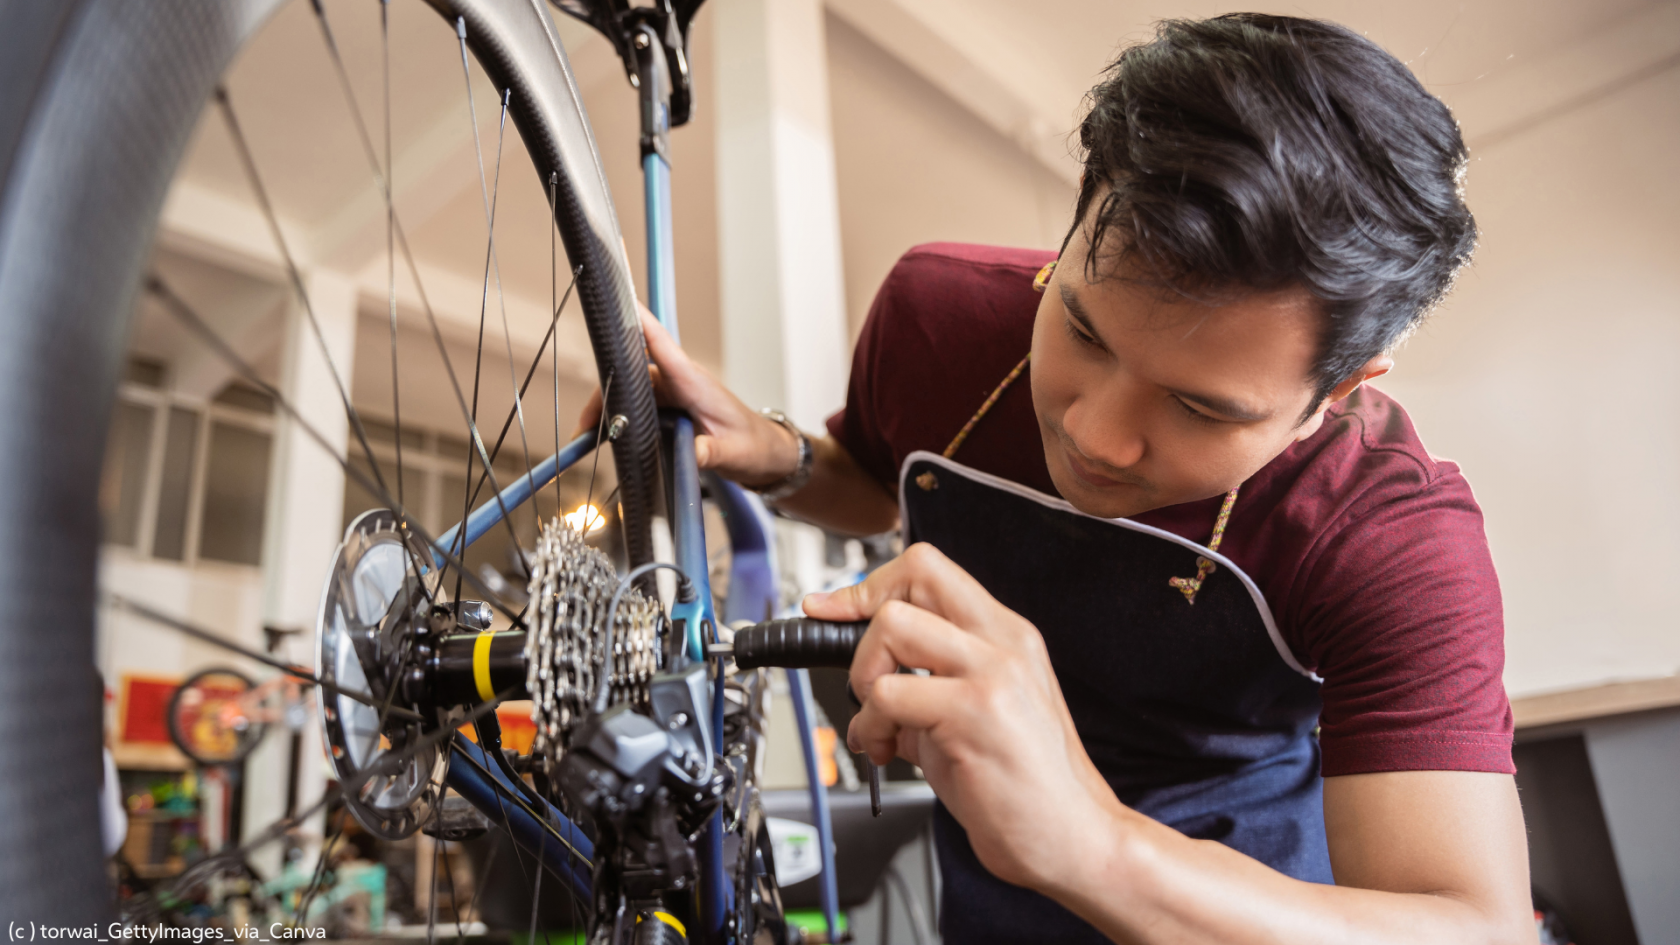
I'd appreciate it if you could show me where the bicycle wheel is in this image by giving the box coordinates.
[0,0,660,920]
[167,667,267,768]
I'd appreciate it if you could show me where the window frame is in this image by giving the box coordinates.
[107,381,275,569]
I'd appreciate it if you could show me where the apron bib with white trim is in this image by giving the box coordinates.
[898,450,1329,943]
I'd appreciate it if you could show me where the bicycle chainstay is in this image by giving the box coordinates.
[524,518,663,768]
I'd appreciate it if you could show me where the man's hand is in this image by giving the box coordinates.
[803,542,1120,891]
[573,306,799,488]
[572,305,899,535]
[806,544,1536,945]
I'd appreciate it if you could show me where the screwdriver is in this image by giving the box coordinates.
[713,617,882,817]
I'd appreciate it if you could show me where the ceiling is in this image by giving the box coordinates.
[138,0,1670,436]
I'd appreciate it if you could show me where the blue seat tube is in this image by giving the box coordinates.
[636,23,728,941]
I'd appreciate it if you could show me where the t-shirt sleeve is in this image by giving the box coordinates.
[826,265,905,490]
[1292,468,1515,777]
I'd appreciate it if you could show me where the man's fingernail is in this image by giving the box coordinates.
[803,591,830,607]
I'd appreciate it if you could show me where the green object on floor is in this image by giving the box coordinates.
[514,912,847,944]
[509,931,584,945]
[784,908,848,938]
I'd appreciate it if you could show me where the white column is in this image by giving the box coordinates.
[245,268,357,873]
[711,0,850,431]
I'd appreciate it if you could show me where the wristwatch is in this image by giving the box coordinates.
[751,408,814,500]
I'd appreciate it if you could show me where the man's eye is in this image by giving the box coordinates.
[1173,397,1223,425]
[1063,318,1101,349]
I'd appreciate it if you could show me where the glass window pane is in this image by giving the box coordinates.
[198,422,272,565]
[125,358,166,389]
[436,433,471,462]
[360,417,424,449]
[101,401,155,547]
[151,407,199,561]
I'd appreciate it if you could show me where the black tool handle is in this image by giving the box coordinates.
[731,618,867,669]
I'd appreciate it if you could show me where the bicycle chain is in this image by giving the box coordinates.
[524,517,660,767]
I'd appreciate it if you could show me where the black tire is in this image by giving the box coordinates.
[0,0,659,919]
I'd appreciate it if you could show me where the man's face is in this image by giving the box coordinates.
[1030,222,1329,520]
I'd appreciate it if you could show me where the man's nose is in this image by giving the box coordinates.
[1062,386,1146,471]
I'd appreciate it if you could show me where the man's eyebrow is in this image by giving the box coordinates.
[1171,388,1272,422]
[1062,279,1271,422]
[1059,283,1105,343]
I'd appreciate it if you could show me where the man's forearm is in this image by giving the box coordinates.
[771,435,899,537]
[1050,805,1531,945]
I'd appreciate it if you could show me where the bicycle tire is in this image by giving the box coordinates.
[0,0,659,919]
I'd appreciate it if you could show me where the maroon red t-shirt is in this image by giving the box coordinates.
[827,242,1513,777]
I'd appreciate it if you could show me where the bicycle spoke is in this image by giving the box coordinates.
[214,87,442,609]
[551,174,565,515]
[458,79,535,491]
[472,723,536,893]
[147,275,527,629]
[106,592,424,723]
[583,372,616,534]
[482,95,541,529]
[427,821,441,945]
[528,859,544,945]
[165,690,514,903]
[455,831,505,945]
[442,733,595,932]
[458,268,581,543]
[444,746,592,906]
[305,5,541,602]
[213,88,393,513]
[293,806,348,926]
[382,0,406,517]
[441,835,466,939]
[455,30,535,590]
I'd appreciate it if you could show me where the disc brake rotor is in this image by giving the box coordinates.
[317,509,443,840]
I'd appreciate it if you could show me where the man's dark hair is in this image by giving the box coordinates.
[1068,14,1476,414]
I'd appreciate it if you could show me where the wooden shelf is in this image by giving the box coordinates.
[1513,674,1680,729]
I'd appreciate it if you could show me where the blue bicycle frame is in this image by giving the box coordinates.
[428,20,844,943]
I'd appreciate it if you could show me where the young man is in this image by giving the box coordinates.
[629,14,1531,943]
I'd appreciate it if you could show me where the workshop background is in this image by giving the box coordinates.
[95,0,1680,942]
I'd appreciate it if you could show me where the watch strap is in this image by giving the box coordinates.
[751,409,813,500]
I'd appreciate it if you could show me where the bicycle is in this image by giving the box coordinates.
[0,1,868,941]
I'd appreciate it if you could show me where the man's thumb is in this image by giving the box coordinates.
[692,433,717,470]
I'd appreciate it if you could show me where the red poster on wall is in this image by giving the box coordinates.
[120,675,179,745]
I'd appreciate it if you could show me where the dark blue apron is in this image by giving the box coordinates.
[898,450,1330,943]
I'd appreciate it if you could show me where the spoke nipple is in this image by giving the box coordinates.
[607,415,629,441]
[456,16,467,39]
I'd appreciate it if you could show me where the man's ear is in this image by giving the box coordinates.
[1293,355,1394,441]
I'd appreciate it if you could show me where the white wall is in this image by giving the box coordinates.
[819,2,1680,700]
[1381,7,1680,697]
[826,11,1075,338]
